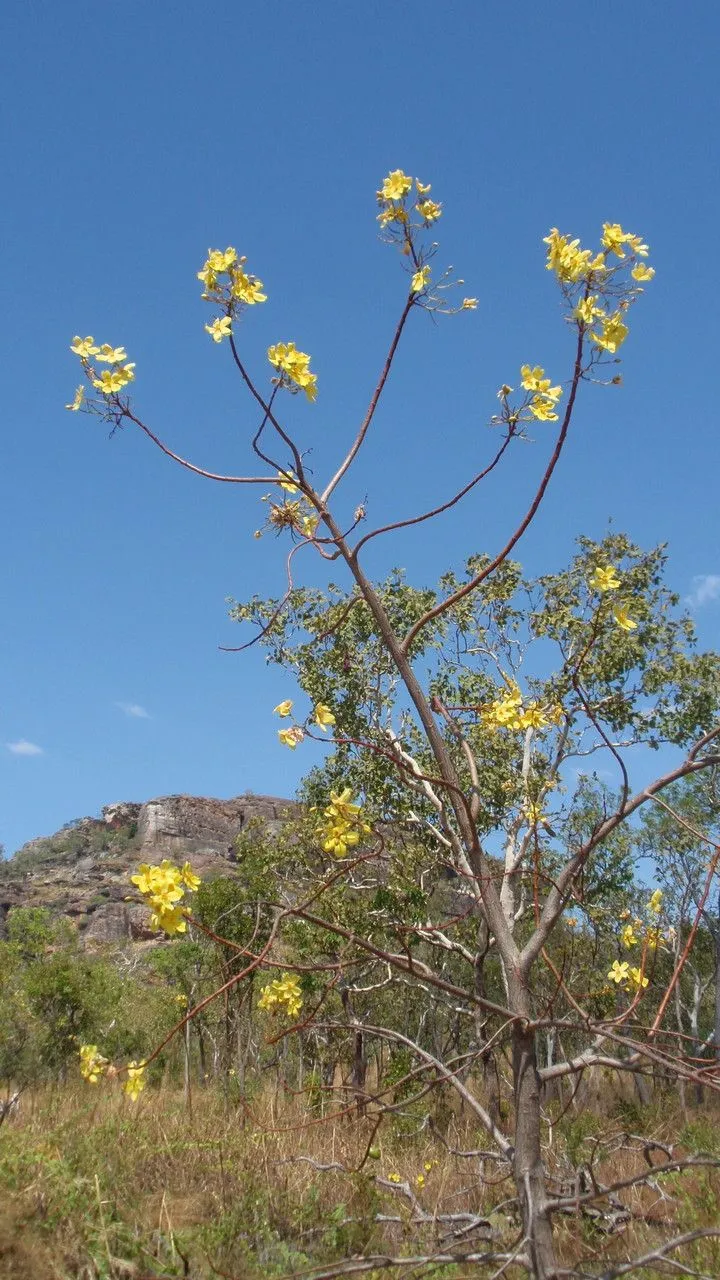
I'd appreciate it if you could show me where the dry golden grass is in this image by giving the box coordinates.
[1,1082,719,1279]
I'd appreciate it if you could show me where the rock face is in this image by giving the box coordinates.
[0,793,295,947]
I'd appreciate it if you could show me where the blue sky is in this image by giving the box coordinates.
[1,1,718,855]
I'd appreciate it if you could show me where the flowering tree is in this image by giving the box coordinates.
[68,171,720,1279]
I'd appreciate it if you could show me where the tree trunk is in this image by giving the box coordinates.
[512,1022,558,1279]
[713,933,720,1064]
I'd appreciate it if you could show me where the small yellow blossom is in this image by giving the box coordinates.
[416,1174,425,1188]
[277,471,299,494]
[411,265,431,293]
[273,699,293,717]
[70,335,100,358]
[628,967,649,991]
[543,229,604,283]
[530,395,561,422]
[207,247,237,272]
[267,342,317,401]
[377,204,408,228]
[613,605,638,632]
[620,923,638,949]
[424,1161,433,1173]
[258,973,303,1018]
[590,565,621,593]
[519,703,550,731]
[631,264,655,283]
[608,960,630,985]
[648,889,663,914]
[65,386,85,412]
[573,296,605,326]
[497,383,513,398]
[123,1061,146,1101]
[150,905,188,935]
[79,1044,108,1084]
[278,726,304,749]
[231,268,267,304]
[205,316,233,343]
[601,223,636,258]
[461,297,479,309]
[415,180,432,195]
[387,1172,402,1184]
[591,311,629,354]
[380,170,412,201]
[416,198,442,223]
[180,861,201,892]
[95,344,128,364]
[91,365,136,395]
[314,704,336,730]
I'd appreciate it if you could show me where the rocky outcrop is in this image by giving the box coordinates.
[0,793,295,947]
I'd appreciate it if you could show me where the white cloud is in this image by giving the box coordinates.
[687,574,720,608]
[6,739,44,756]
[117,702,151,719]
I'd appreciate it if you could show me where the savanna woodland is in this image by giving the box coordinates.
[3,171,720,1280]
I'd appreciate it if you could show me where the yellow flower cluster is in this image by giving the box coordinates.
[67,336,136,407]
[607,959,648,992]
[257,972,303,1019]
[320,787,372,858]
[543,224,653,364]
[78,1046,146,1101]
[520,365,563,422]
[130,859,201,935]
[376,170,442,229]
[198,248,267,305]
[482,681,563,733]
[79,1043,109,1084]
[589,565,638,632]
[273,700,334,747]
[267,342,317,402]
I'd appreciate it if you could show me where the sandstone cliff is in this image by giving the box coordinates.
[0,793,295,946]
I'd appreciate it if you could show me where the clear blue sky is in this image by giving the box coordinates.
[2,1,718,854]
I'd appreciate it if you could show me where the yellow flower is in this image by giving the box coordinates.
[628,235,650,257]
[628,967,649,991]
[95,344,128,364]
[180,861,201,892]
[273,699,293,717]
[79,1044,108,1084]
[70,335,100,358]
[591,311,629,354]
[377,204,408,228]
[520,367,561,403]
[380,169,412,201]
[416,199,442,223]
[278,726,304,749]
[205,316,233,343]
[620,923,638,949]
[461,297,479,309]
[648,889,663,914]
[590,565,621,593]
[65,386,85,412]
[387,1172,402,1184]
[601,223,636,258]
[258,973,303,1018]
[530,395,560,422]
[231,268,267,304]
[415,180,432,195]
[206,247,237,272]
[267,342,317,401]
[123,1061,146,1101]
[277,471,298,494]
[497,383,513,398]
[150,905,188,935]
[573,296,605,326]
[314,704,336,730]
[416,1174,425,1188]
[519,703,550,731]
[543,229,602,283]
[613,605,638,632]
[524,800,546,826]
[631,264,655,283]
[91,365,136,394]
[608,960,630,985]
[411,265,431,293]
[424,1161,433,1173]
[301,514,318,537]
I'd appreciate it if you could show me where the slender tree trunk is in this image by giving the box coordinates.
[512,1021,558,1279]
[713,933,720,1064]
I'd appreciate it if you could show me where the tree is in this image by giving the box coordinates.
[67,174,720,1278]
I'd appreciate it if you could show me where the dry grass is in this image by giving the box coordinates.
[1,1083,719,1279]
